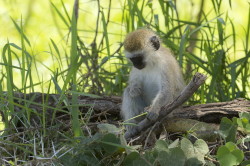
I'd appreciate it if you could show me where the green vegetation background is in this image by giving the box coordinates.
[0,0,249,98]
[0,0,250,165]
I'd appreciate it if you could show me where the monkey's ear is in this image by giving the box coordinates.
[150,36,160,50]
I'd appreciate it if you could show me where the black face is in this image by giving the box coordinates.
[130,54,145,70]
[128,36,160,70]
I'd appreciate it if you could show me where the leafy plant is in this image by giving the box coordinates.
[218,117,238,142]
[237,112,250,133]
[122,138,209,166]
[58,133,122,166]
[180,138,209,165]
[216,142,244,166]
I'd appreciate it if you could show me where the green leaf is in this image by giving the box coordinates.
[193,139,209,156]
[100,133,120,154]
[158,148,186,166]
[180,138,194,158]
[217,18,224,45]
[97,123,120,134]
[185,158,203,166]
[241,160,250,166]
[155,140,169,152]
[51,2,70,28]
[239,112,250,121]
[216,142,244,166]
[123,152,150,166]
[180,138,209,164]
[143,150,158,164]
[11,17,31,46]
[168,138,180,149]
[124,152,140,163]
[205,160,216,166]
[245,123,250,133]
[219,117,238,142]
[101,10,110,56]
[67,7,83,137]
[237,116,250,133]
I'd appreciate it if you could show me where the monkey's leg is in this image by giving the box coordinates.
[121,87,146,130]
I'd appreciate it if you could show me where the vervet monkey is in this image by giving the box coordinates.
[121,28,185,130]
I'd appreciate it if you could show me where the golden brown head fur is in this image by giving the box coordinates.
[123,29,160,52]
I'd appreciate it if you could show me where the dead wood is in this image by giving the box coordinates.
[176,98,250,123]
[0,73,249,138]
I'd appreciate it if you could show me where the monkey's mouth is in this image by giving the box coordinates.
[130,55,145,69]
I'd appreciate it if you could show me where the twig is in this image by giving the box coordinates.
[143,122,159,149]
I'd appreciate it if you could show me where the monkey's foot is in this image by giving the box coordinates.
[146,112,159,121]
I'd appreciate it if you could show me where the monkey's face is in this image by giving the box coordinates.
[124,29,160,70]
[129,53,145,69]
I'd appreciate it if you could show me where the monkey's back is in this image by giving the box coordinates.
[158,47,185,96]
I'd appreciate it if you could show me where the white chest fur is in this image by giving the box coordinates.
[139,67,161,105]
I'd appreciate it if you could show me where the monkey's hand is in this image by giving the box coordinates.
[145,106,159,121]
[128,85,141,97]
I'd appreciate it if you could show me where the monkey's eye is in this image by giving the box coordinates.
[150,36,160,51]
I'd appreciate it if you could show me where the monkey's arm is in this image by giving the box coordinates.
[127,69,142,97]
[146,82,173,121]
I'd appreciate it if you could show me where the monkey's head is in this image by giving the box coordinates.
[123,29,161,70]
